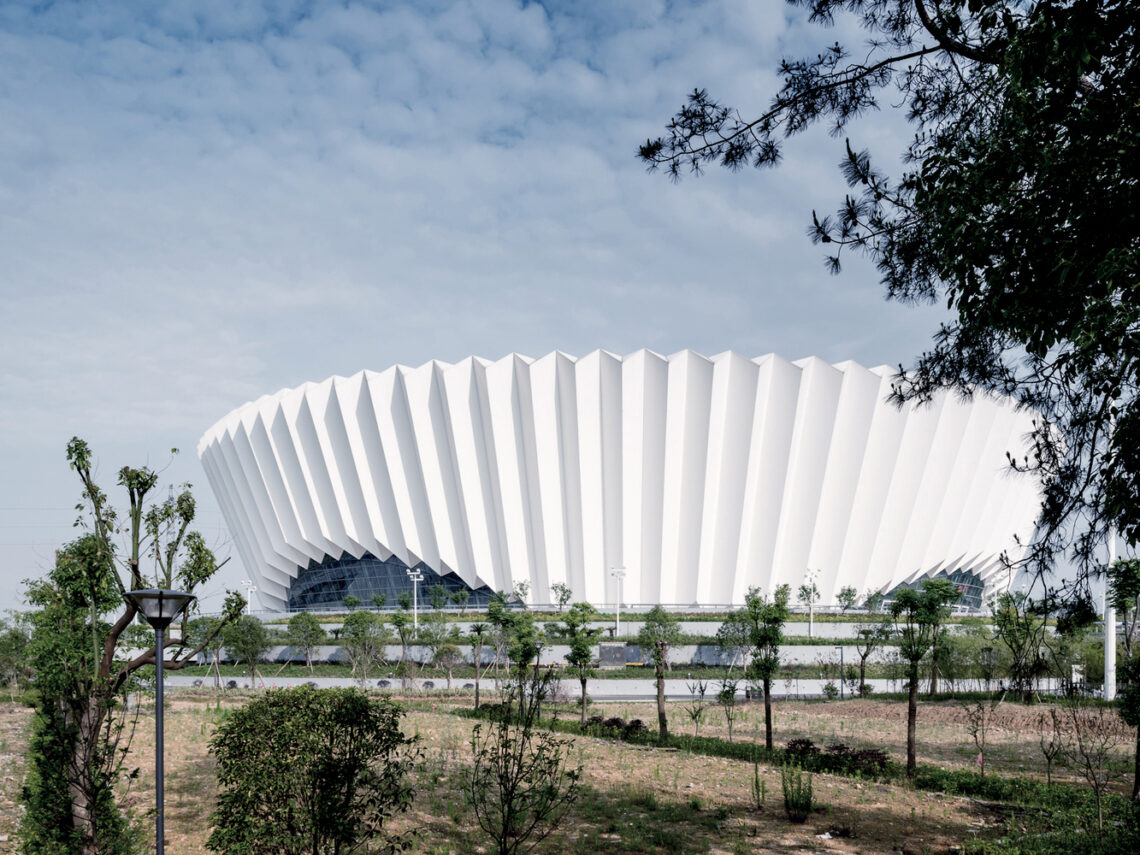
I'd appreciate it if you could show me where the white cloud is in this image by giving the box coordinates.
[0,0,950,610]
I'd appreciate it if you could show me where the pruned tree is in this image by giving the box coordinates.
[742,585,790,751]
[836,586,858,613]
[714,608,751,675]
[340,611,388,686]
[466,669,581,855]
[560,602,600,725]
[287,611,327,675]
[637,605,682,740]
[223,615,270,688]
[450,589,470,613]
[550,583,573,613]
[891,580,957,775]
[798,572,820,638]
[718,678,740,743]
[640,0,1140,605]
[854,621,891,697]
[469,622,491,708]
[922,578,961,695]
[20,439,243,855]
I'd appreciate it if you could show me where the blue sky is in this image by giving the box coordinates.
[0,0,948,612]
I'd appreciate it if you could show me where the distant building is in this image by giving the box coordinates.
[197,350,1041,611]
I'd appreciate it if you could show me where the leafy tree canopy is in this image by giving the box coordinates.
[641,0,1140,593]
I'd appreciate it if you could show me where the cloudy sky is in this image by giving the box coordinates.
[0,0,949,613]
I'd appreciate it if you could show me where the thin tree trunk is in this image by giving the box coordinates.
[907,671,918,776]
[1133,727,1139,802]
[763,677,773,751]
[859,658,867,696]
[655,661,668,740]
[580,676,588,726]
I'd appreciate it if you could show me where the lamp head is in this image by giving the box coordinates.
[126,589,196,630]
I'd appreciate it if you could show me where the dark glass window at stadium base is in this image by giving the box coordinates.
[287,552,494,611]
[885,569,986,610]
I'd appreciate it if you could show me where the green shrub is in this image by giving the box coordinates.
[781,763,813,823]
[207,687,419,855]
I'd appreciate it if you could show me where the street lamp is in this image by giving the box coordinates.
[610,568,626,638]
[125,588,196,855]
[406,567,423,633]
[240,579,257,613]
[834,645,845,699]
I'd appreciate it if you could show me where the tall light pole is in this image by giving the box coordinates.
[240,579,257,613]
[610,568,626,638]
[125,589,196,855]
[406,567,423,633]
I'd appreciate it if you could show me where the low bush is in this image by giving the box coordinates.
[781,763,813,823]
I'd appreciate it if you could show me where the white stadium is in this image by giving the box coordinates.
[197,350,1043,612]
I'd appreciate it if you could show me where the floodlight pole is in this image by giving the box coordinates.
[610,568,626,638]
[125,589,195,855]
[407,568,423,634]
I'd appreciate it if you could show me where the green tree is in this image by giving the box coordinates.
[836,586,858,613]
[922,578,962,695]
[511,581,531,609]
[560,603,600,725]
[798,573,820,638]
[714,608,751,676]
[637,605,681,740]
[223,615,270,688]
[432,630,464,690]
[19,439,242,855]
[187,616,226,689]
[741,584,790,751]
[390,612,412,671]
[992,592,1049,702]
[469,622,491,708]
[340,611,388,686]
[428,584,448,611]
[863,590,885,615]
[465,669,581,855]
[396,591,412,612]
[1108,558,1140,659]
[370,593,387,611]
[342,595,361,611]
[550,583,573,613]
[854,620,892,697]
[287,612,327,674]
[891,581,956,775]
[207,687,419,855]
[641,0,1140,595]
[0,615,30,698]
[1119,651,1140,801]
[450,589,470,613]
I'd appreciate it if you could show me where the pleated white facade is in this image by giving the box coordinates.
[197,350,1042,611]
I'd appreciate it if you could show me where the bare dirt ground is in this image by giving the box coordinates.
[0,692,1133,854]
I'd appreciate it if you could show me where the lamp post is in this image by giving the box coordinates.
[610,568,626,638]
[406,567,423,633]
[834,646,845,699]
[125,589,196,855]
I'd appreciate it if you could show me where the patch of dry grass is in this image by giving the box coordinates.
[1,692,1133,853]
